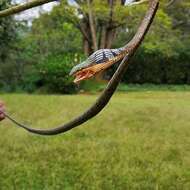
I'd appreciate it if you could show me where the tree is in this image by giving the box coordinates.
[30,13,82,58]
[0,0,21,90]
[165,0,190,38]
[50,0,148,55]
[0,0,17,62]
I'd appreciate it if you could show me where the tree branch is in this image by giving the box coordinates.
[0,0,58,18]
[4,0,159,135]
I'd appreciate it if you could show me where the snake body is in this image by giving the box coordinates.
[2,0,159,135]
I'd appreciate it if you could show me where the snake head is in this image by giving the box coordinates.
[69,59,112,83]
[69,49,122,83]
[69,60,96,83]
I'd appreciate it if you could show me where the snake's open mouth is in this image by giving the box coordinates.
[74,69,95,83]
[72,59,117,83]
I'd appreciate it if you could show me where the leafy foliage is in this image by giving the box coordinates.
[106,0,190,84]
[22,54,84,94]
[0,0,20,91]
[0,0,17,62]
[124,45,190,84]
[36,54,80,93]
[31,13,82,56]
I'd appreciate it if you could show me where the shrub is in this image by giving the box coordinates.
[22,65,42,93]
[36,54,83,94]
[105,44,190,85]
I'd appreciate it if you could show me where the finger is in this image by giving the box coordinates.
[0,113,5,120]
[0,105,5,110]
[0,107,5,114]
[0,101,5,121]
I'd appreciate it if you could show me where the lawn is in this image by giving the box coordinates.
[1,91,190,189]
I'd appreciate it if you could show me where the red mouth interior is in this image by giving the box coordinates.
[74,69,95,83]
[73,60,115,83]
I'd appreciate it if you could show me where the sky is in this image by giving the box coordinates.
[14,0,58,22]
[14,0,134,23]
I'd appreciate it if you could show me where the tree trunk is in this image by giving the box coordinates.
[83,37,92,56]
[100,26,107,49]
[79,20,93,55]
[87,0,98,51]
[106,28,117,48]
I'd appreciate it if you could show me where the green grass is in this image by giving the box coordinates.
[81,81,190,93]
[1,91,190,189]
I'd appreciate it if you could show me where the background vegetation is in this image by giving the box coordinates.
[0,0,190,93]
[1,1,190,189]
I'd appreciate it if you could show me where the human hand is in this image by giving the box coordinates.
[0,101,5,121]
